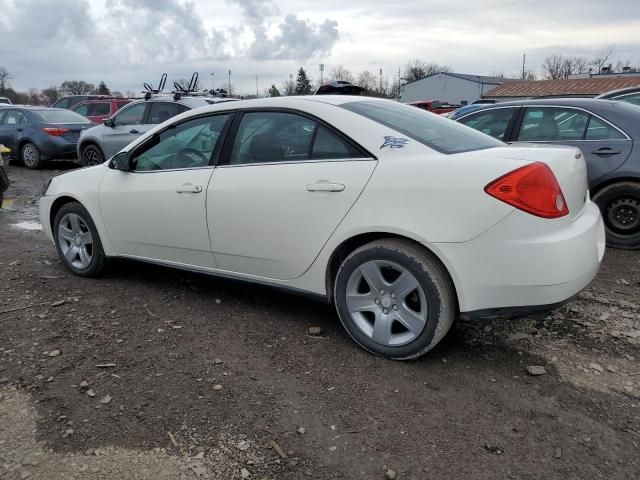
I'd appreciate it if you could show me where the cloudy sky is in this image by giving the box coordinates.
[1,0,639,95]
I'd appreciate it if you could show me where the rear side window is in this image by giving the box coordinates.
[53,98,71,109]
[147,102,181,124]
[311,126,362,159]
[458,108,517,140]
[585,116,626,140]
[88,102,110,117]
[36,110,89,123]
[517,108,589,141]
[2,110,28,125]
[73,104,89,116]
[341,101,503,154]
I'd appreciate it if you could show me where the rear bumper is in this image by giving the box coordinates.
[434,201,605,314]
[39,137,79,160]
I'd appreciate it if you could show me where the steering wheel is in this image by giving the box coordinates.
[173,148,209,168]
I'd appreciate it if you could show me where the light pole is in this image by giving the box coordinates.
[319,63,324,84]
[228,70,231,95]
[256,75,259,98]
[379,68,383,93]
[210,72,215,92]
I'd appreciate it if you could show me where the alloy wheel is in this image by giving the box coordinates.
[83,148,101,166]
[345,260,428,347]
[22,145,38,167]
[57,213,94,269]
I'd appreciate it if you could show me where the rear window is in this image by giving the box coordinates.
[341,100,503,154]
[36,110,91,123]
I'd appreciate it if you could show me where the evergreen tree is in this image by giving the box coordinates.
[97,81,110,95]
[295,68,313,95]
[268,84,281,97]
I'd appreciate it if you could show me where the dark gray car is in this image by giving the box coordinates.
[0,106,93,169]
[452,98,640,249]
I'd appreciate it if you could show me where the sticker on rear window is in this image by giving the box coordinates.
[380,136,409,149]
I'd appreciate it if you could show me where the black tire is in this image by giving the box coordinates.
[81,144,105,167]
[334,239,456,360]
[53,202,109,277]
[592,181,640,250]
[21,142,42,169]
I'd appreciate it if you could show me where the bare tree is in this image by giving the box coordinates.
[28,88,40,105]
[542,54,588,79]
[614,59,632,72]
[40,86,60,105]
[403,60,451,83]
[281,79,296,96]
[522,70,537,80]
[591,45,614,73]
[357,70,377,94]
[0,67,11,91]
[60,80,96,95]
[330,65,355,83]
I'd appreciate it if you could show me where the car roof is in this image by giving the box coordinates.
[595,86,640,99]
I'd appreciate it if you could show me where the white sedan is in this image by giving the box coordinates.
[39,96,605,359]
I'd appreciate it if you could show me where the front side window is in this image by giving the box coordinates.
[114,103,146,126]
[341,100,503,154]
[517,107,589,141]
[228,111,364,165]
[458,108,517,140]
[131,114,231,171]
[147,102,182,124]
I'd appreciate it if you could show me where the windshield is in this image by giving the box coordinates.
[36,110,91,124]
[341,100,503,154]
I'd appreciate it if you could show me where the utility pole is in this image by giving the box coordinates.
[397,67,401,99]
[379,68,383,94]
[228,70,231,95]
[210,72,215,92]
[256,75,259,98]
[319,64,324,84]
[522,53,526,79]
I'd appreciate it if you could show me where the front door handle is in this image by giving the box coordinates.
[129,128,140,134]
[592,147,621,156]
[176,184,203,194]
[307,182,345,192]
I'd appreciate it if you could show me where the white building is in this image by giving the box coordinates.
[399,72,506,105]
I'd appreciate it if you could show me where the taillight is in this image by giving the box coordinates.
[42,127,70,136]
[484,162,569,219]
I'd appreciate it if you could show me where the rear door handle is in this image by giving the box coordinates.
[176,184,202,194]
[592,147,621,156]
[129,129,140,134]
[307,183,345,192]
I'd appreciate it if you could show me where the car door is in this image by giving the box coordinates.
[513,106,633,184]
[99,113,233,267]
[101,102,148,158]
[456,107,520,141]
[0,109,26,152]
[207,110,377,280]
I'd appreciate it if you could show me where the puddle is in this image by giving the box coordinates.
[10,221,42,231]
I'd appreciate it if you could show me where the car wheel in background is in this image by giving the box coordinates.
[81,144,105,167]
[21,142,42,169]
[593,181,640,250]
[53,202,108,277]
[334,239,456,360]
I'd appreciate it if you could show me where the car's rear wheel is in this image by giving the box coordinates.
[593,182,640,250]
[81,144,104,167]
[334,239,456,360]
[21,142,42,169]
[53,202,108,277]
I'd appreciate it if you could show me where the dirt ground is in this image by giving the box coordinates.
[1,161,639,480]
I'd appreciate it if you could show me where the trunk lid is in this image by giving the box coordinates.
[43,123,92,143]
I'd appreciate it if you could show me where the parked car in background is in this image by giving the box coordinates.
[595,86,640,106]
[408,100,461,115]
[72,98,132,124]
[41,96,604,360]
[455,98,640,249]
[0,144,10,205]
[77,94,237,166]
[0,97,12,105]
[52,95,108,109]
[449,103,495,120]
[0,106,93,169]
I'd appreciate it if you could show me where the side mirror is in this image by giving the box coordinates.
[104,118,115,127]
[109,152,130,171]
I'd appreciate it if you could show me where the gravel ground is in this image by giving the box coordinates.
[1,161,639,479]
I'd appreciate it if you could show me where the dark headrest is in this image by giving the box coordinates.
[249,134,284,162]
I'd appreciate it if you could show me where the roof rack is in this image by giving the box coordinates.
[143,73,168,100]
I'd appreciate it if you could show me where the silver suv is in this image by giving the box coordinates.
[77,95,237,166]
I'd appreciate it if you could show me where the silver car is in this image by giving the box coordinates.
[77,95,237,166]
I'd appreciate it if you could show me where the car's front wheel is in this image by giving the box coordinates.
[53,202,108,277]
[593,181,640,250]
[21,142,42,169]
[81,144,105,167]
[334,239,456,360]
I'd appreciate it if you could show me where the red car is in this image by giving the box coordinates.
[71,98,132,123]
[409,100,461,115]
